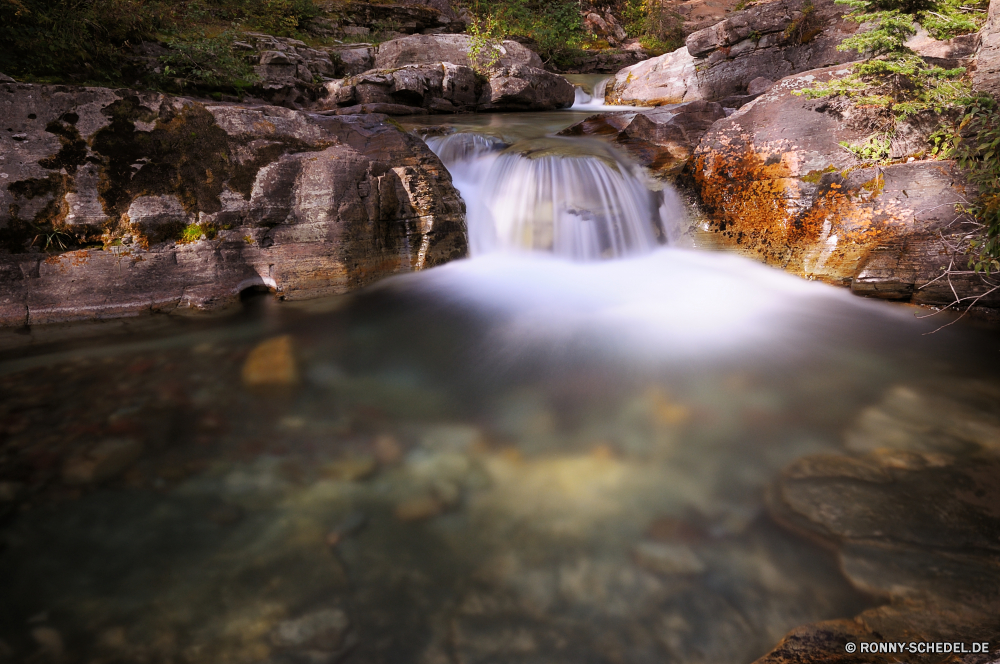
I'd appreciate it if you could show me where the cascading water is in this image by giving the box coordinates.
[570,76,612,110]
[426,131,681,260]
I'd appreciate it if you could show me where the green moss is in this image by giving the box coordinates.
[800,165,838,183]
[176,223,217,244]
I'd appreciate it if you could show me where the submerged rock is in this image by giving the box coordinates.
[0,82,467,326]
[690,65,1000,308]
[762,449,1000,663]
[606,0,861,106]
[242,335,300,388]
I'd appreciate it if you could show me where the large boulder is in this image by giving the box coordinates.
[320,61,574,114]
[0,82,467,326]
[974,0,1000,95]
[374,33,543,70]
[690,65,1000,308]
[561,100,728,174]
[606,0,861,106]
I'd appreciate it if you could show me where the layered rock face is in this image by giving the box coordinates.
[689,66,1000,308]
[318,34,575,114]
[0,82,467,326]
[606,0,861,106]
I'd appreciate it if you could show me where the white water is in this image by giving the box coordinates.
[426,132,681,259]
[569,76,638,112]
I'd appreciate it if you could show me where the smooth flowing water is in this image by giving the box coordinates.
[1,109,998,664]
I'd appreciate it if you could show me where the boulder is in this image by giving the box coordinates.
[561,100,727,174]
[974,0,1000,95]
[331,45,376,76]
[374,33,544,70]
[320,62,574,114]
[759,447,1000,664]
[690,65,1000,309]
[478,63,576,111]
[332,0,466,36]
[0,82,467,326]
[606,0,862,106]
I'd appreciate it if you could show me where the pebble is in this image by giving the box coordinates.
[242,335,300,387]
[62,438,143,485]
[633,541,706,575]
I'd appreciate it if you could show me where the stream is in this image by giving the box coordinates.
[1,97,999,663]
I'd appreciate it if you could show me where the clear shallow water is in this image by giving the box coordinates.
[1,112,999,664]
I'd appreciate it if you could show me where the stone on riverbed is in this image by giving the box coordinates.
[761,449,1000,664]
[0,82,467,326]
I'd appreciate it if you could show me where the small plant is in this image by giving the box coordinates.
[467,12,505,74]
[160,28,259,91]
[840,132,893,162]
[177,223,217,244]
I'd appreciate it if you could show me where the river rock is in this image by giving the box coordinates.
[561,100,727,174]
[761,450,1000,664]
[690,65,1000,308]
[606,0,861,106]
[374,33,543,70]
[0,82,466,326]
[242,335,300,388]
[478,63,576,112]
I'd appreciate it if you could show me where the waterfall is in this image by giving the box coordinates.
[570,76,613,111]
[427,132,679,260]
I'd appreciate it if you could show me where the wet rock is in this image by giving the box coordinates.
[633,540,706,575]
[761,449,1000,664]
[242,336,300,388]
[561,100,726,174]
[606,0,861,106]
[419,423,485,452]
[845,382,1000,454]
[62,438,143,485]
[374,33,543,71]
[690,66,998,308]
[205,503,245,526]
[0,83,467,326]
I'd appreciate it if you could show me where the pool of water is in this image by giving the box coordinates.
[1,110,998,664]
